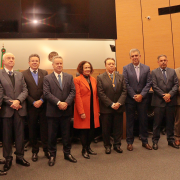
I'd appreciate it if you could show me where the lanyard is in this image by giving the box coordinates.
[107,72,115,87]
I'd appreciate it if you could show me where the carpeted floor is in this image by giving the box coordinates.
[1,134,180,180]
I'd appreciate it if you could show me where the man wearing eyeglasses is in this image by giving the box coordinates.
[123,49,152,151]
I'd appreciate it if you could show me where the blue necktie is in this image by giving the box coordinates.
[58,74,62,89]
[162,69,167,82]
[9,71,13,76]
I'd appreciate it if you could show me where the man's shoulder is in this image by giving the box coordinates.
[97,72,106,78]
[63,72,73,78]
[123,63,132,69]
[38,68,48,75]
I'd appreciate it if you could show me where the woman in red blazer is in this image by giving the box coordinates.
[74,61,100,159]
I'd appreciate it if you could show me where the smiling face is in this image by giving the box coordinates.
[105,59,115,74]
[158,56,168,69]
[52,58,63,74]
[83,63,91,76]
[29,56,40,71]
[130,51,141,66]
[3,53,15,70]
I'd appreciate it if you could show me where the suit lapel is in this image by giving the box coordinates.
[166,68,170,84]
[62,72,66,90]
[157,68,166,84]
[2,69,14,89]
[139,63,143,83]
[130,63,138,83]
[104,72,115,92]
[27,68,37,87]
[80,74,90,90]
[37,69,43,88]
[51,72,62,90]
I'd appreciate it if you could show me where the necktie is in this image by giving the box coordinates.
[58,74,62,89]
[135,66,139,82]
[162,69,167,82]
[33,70,37,74]
[9,71,13,76]
[110,74,113,80]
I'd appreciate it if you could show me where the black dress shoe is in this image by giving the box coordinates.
[87,147,97,155]
[64,154,77,163]
[4,158,12,171]
[152,143,158,150]
[0,170,7,176]
[48,157,55,166]
[82,149,90,159]
[114,147,123,153]
[16,158,30,167]
[32,153,38,162]
[0,159,5,164]
[44,151,50,159]
[168,142,179,149]
[105,147,111,154]
[142,143,152,150]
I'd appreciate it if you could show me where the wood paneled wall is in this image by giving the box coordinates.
[115,0,180,73]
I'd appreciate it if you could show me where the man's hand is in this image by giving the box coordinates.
[163,93,171,103]
[80,113,86,119]
[34,100,43,108]
[112,103,120,110]
[58,102,68,110]
[9,100,20,109]
[134,94,143,102]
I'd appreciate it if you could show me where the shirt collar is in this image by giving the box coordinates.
[4,67,13,74]
[133,63,140,68]
[160,67,167,71]
[54,71,62,78]
[30,68,38,73]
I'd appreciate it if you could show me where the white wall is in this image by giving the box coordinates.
[0,39,116,70]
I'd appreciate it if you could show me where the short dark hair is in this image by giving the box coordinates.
[29,54,40,62]
[104,58,115,65]
[77,61,94,75]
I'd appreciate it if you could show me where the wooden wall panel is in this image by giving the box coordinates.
[141,0,174,70]
[170,0,180,69]
[115,0,144,74]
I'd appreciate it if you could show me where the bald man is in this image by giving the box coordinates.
[0,53,30,171]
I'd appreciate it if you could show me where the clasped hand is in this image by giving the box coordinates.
[58,102,68,110]
[9,100,22,110]
[163,93,171,103]
[111,103,120,110]
[134,94,143,102]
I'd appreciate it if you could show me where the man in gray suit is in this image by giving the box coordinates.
[123,49,152,151]
[151,54,179,150]
[22,54,49,162]
[0,53,30,171]
[97,58,127,154]
[43,56,77,166]
[174,67,180,146]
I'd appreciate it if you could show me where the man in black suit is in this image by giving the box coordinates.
[0,53,30,171]
[97,58,127,154]
[123,49,152,151]
[43,56,77,166]
[22,54,49,162]
[151,54,179,150]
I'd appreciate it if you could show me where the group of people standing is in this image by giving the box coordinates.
[0,48,179,176]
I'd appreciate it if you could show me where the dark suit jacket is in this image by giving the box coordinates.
[0,69,28,117]
[97,72,127,113]
[123,63,152,104]
[151,67,179,107]
[43,72,75,117]
[22,68,48,107]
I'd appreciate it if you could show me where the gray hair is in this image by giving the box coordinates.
[3,52,15,60]
[129,49,140,57]
[157,54,167,61]
[52,55,63,63]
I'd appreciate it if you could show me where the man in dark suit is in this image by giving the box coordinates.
[22,54,49,162]
[151,54,179,150]
[97,58,127,154]
[123,49,152,151]
[43,55,77,166]
[0,53,30,171]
